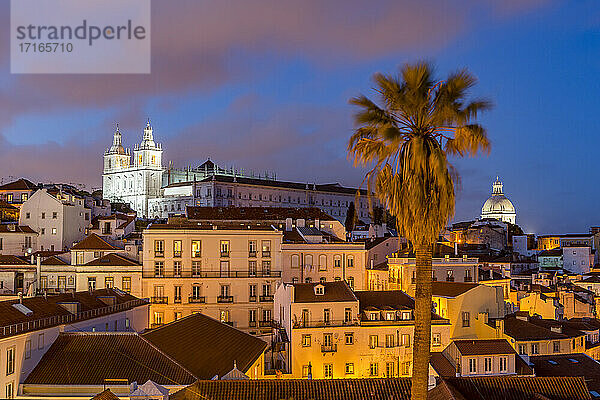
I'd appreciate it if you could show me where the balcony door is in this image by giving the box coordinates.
[220,261,230,277]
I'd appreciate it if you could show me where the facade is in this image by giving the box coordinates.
[88,213,136,242]
[0,179,38,210]
[562,246,593,274]
[480,178,516,224]
[102,122,163,218]
[0,225,37,256]
[274,282,451,379]
[142,222,283,336]
[19,188,91,252]
[0,255,37,295]
[0,289,148,398]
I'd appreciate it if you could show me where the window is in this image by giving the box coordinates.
[25,340,31,359]
[347,276,354,289]
[154,261,164,277]
[369,335,378,349]
[484,357,492,373]
[41,212,45,219]
[402,362,411,376]
[192,285,201,300]
[51,227,57,235]
[302,365,311,378]
[319,254,327,270]
[345,363,354,375]
[52,212,57,219]
[518,344,527,355]
[334,255,341,268]
[323,364,333,379]
[174,312,182,321]
[40,228,45,235]
[249,240,257,256]
[191,240,201,257]
[323,333,332,347]
[432,332,441,346]
[469,358,477,373]
[220,240,230,257]
[6,347,15,375]
[174,286,182,302]
[386,362,395,377]
[262,261,271,275]
[192,261,201,276]
[347,256,354,268]
[173,240,182,257]
[499,356,507,372]
[462,311,470,327]
[174,261,182,277]
[153,312,164,325]
[369,362,378,376]
[291,254,299,268]
[154,240,164,257]
[88,277,96,291]
[38,333,44,349]
[302,309,310,326]
[385,334,395,348]
[261,240,271,257]
[531,343,539,354]
[26,212,30,219]
[344,308,352,323]
[553,341,560,353]
[220,284,230,297]
[302,334,311,347]
[345,333,354,345]
[104,277,114,288]
[122,277,131,293]
[5,382,13,399]
[323,309,331,325]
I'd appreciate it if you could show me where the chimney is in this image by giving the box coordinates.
[18,292,23,304]
[314,219,320,229]
[285,218,293,231]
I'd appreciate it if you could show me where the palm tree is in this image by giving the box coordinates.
[347,62,491,400]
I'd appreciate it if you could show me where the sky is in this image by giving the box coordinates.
[0,0,598,235]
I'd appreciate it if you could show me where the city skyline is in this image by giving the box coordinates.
[0,1,598,234]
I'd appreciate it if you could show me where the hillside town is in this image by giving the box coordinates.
[0,123,598,399]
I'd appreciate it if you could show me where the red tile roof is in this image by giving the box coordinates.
[40,255,69,266]
[0,225,37,234]
[452,339,517,356]
[0,255,30,265]
[529,353,600,393]
[171,378,413,400]
[186,206,336,221]
[142,313,267,380]
[436,376,592,400]
[0,178,37,191]
[432,282,480,298]
[24,332,196,386]
[293,281,357,303]
[83,253,140,267]
[71,233,120,250]
[90,389,121,400]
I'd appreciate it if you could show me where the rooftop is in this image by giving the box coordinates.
[0,224,35,234]
[432,282,480,298]
[452,339,517,356]
[146,222,280,232]
[83,253,140,267]
[293,281,357,303]
[186,206,336,222]
[71,233,121,251]
[529,353,600,394]
[0,178,37,191]
[171,378,412,400]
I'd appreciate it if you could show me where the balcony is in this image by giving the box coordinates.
[446,277,455,282]
[249,321,257,327]
[260,295,274,302]
[293,320,359,329]
[217,295,234,303]
[173,251,182,258]
[154,251,164,258]
[189,296,206,304]
[174,298,182,304]
[151,323,164,329]
[220,251,230,258]
[249,251,257,258]
[143,270,282,279]
[321,344,337,353]
[259,320,272,328]
[262,251,271,258]
[150,297,168,304]
[249,295,257,302]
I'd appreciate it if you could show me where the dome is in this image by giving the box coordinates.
[480,177,516,224]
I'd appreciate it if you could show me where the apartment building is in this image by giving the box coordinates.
[274,281,450,379]
[0,225,37,256]
[0,288,148,398]
[142,222,283,336]
[0,179,38,210]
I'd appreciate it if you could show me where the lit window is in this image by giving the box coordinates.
[345,363,354,375]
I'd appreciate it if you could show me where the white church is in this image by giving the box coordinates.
[102,121,377,222]
[480,177,516,224]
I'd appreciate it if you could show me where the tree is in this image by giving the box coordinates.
[345,201,357,232]
[347,62,491,400]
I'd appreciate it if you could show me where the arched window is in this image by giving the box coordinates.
[291,254,300,269]
[319,255,327,271]
[305,254,313,268]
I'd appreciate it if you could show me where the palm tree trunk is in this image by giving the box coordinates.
[411,243,432,400]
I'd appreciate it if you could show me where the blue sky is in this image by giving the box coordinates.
[0,0,598,234]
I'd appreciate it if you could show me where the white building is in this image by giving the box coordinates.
[102,121,163,218]
[19,189,91,252]
[102,120,376,223]
[481,178,516,224]
[0,225,37,256]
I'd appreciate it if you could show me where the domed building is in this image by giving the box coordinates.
[480,177,516,224]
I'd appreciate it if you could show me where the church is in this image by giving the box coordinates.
[102,121,376,222]
[480,177,516,224]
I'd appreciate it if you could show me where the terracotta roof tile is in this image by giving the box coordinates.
[441,376,592,400]
[171,378,412,400]
[529,353,600,393]
[0,178,37,191]
[0,255,30,265]
[186,206,336,221]
[83,253,140,267]
[40,255,69,265]
[24,332,196,386]
[355,290,414,311]
[432,282,480,298]
[453,339,517,356]
[430,352,457,378]
[293,281,357,303]
[91,389,121,400]
[71,233,120,250]
[142,313,267,380]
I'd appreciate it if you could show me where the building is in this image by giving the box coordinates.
[480,178,516,224]
[22,313,266,397]
[528,353,600,396]
[0,179,38,210]
[19,188,91,252]
[0,255,37,295]
[0,288,147,398]
[431,282,505,340]
[102,122,163,218]
[88,213,136,243]
[142,222,283,335]
[429,339,532,380]
[0,224,37,256]
[273,281,451,379]
[0,201,19,223]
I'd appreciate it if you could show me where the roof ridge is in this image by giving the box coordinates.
[137,333,198,380]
